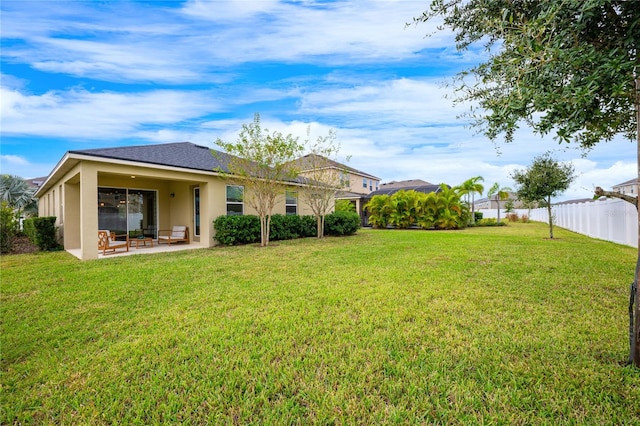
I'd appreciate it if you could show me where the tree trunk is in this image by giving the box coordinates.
[547,196,554,239]
[259,214,269,247]
[317,214,323,239]
[633,75,640,368]
[594,187,638,208]
[265,214,271,247]
[471,194,476,224]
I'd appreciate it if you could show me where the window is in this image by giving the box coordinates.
[98,187,157,238]
[362,178,367,188]
[375,181,379,191]
[226,185,244,215]
[285,190,297,215]
[369,179,373,191]
[340,172,350,187]
[194,187,200,236]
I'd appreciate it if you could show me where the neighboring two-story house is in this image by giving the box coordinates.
[613,177,638,197]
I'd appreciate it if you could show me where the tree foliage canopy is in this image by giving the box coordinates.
[415,0,639,148]
[215,113,303,247]
[511,153,576,205]
[0,175,38,217]
[296,129,346,239]
[511,153,576,238]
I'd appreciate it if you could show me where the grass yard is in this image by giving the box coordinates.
[2,223,639,424]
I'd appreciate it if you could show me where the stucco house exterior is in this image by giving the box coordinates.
[474,191,523,210]
[292,154,381,224]
[613,177,638,197]
[35,142,315,260]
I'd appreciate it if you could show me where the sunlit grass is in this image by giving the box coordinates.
[2,223,638,424]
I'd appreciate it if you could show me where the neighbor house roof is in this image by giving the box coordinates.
[613,177,638,187]
[293,154,380,181]
[368,179,442,197]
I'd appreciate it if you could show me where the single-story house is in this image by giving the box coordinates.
[35,142,315,260]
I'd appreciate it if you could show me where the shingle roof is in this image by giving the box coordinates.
[368,182,443,197]
[70,142,233,173]
[378,179,432,189]
[613,177,638,187]
[293,154,380,180]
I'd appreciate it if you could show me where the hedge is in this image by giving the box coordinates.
[213,212,359,246]
[23,216,59,251]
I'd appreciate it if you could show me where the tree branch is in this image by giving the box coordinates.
[594,187,638,210]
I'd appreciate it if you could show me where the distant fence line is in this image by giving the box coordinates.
[478,197,638,248]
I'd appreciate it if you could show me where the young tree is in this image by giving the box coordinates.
[511,154,576,239]
[486,182,512,223]
[414,1,640,366]
[297,129,347,239]
[215,113,303,247]
[456,176,484,224]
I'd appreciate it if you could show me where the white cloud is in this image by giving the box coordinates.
[2,0,456,83]
[1,154,29,166]
[0,86,221,139]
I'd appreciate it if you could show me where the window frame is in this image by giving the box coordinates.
[226,185,244,216]
[285,190,297,215]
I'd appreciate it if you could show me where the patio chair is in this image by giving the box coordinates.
[98,230,129,255]
[157,226,189,245]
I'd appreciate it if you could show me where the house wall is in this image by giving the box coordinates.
[613,181,638,196]
[346,172,379,195]
[37,158,316,260]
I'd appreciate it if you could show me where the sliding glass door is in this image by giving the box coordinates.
[98,187,157,238]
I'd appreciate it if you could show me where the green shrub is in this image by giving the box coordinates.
[324,211,360,236]
[0,202,18,254]
[474,211,483,222]
[23,216,59,251]
[299,215,318,238]
[213,215,260,245]
[271,215,319,240]
[477,218,506,227]
[269,214,300,241]
[507,213,519,222]
[335,199,356,213]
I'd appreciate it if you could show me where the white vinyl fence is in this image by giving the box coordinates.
[478,197,638,248]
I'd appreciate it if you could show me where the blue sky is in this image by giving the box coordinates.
[1,0,635,200]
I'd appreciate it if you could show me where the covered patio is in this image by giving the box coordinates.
[68,239,206,260]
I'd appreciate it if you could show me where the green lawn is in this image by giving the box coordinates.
[2,223,639,424]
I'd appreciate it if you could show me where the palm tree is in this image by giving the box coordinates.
[364,194,392,228]
[416,192,438,229]
[456,176,484,224]
[434,184,465,229]
[389,190,419,229]
[487,182,512,223]
[0,175,38,218]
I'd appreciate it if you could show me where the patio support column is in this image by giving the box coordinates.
[79,163,99,260]
[199,182,213,248]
